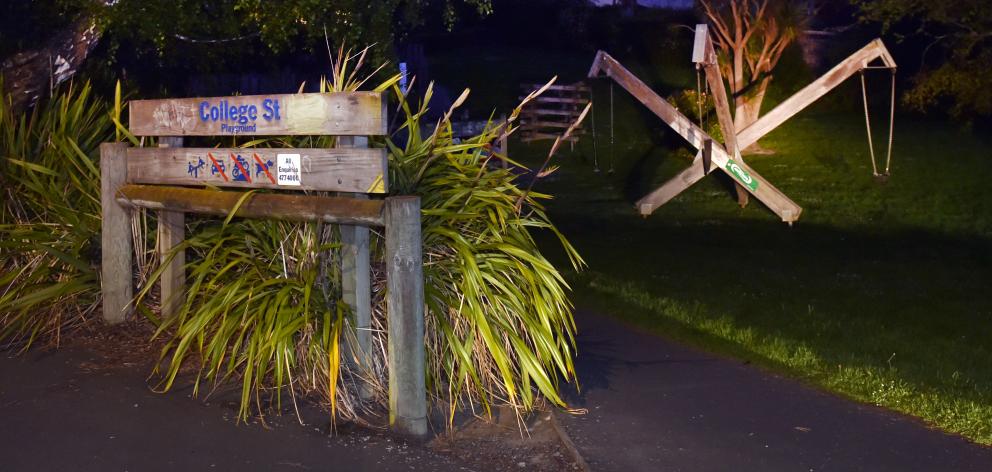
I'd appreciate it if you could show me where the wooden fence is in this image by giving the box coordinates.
[518,82,590,146]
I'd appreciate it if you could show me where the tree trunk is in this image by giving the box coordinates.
[1,16,102,112]
[733,77,772,154]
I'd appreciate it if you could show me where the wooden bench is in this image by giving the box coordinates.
[100,91,428,436]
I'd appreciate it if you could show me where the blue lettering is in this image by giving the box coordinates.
[199,101,209,121]
[248,105,257,122]
[262,99,274,121]
[237,105,250,124]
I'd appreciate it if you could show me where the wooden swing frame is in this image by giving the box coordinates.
[588,24,897,224]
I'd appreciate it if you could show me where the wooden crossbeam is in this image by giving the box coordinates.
[115,184,385,226]
[589,50,802,222]
[695,25,749,207]
[129,92,387,137]
[520,83,591,92]
[126,147,388,193]
[518,96,589,105]
[736,39,896,150]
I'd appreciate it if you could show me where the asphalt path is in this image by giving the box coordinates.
[0,348,467,472]
[556,308,992,472]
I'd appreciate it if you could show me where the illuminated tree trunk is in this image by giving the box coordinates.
[733,76,769,131]
[701,0,803,153]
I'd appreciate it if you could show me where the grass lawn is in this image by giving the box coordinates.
[426,30,992,445]
[534,112,992,445]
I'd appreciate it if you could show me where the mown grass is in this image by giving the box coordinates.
[426,29,992,444]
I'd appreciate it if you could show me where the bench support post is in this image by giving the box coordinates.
[100,142,132,324]
[337,136,373,399]
[157,137,185,319]
[384,196,427,437]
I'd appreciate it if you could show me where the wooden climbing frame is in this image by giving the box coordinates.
[588,24,897,224]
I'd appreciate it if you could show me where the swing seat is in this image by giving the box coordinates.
[873,172,890,184]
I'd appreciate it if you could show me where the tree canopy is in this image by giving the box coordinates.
[855,0,992,119]
[1,0,493,103]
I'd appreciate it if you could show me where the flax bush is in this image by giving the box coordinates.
[2,49,584,428]
[0,82,118,349]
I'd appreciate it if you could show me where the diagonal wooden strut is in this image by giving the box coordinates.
[694,25,749,207]
[588,50,802,223]
[736,39,896,150]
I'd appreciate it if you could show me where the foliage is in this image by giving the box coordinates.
[135,49,401,423]
[135,49,582,425]
[140,216,347,421]
[0,1,91,59]
[387,82,584,419]
[667,88,723,144]
[700,0,809,129]
[95,0,491,79]
[854,0,992,120]
[0,82,116,349]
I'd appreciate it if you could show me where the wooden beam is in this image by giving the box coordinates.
[736,39,897,150]
[100,143,132,324]
[589,51,710,150]
[518,120,576,129]
[518,96,590,105]
[156,136,185,320]
[128,92,387,137]
[589,50,802,222]
[519,133,581,143]
[635,151,709,215]
[337,136,373,401]
[520,83,590,92]
[698,28,749,207]
[384,196,428,437]
[522,108,586,117]
[126,147,387,194]
[116,185,385,227]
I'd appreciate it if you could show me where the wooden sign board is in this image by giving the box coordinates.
[129,92,387,136]
[126,147,387,193]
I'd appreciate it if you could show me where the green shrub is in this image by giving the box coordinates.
[0,82,117,349]
[2,49,583,427]
[141,70,584,424]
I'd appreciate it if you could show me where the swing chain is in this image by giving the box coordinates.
[859,67,896,179]
[609,81,615,174]
[696,64,705,129]
[590,83,600,173]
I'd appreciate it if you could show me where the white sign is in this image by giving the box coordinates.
[277,153,302,186]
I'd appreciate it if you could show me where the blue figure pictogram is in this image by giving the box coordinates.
[231,154,252,182]
[187,158,205,178]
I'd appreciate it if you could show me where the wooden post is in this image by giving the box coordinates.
[337,136,372,399]
[384,196,427,437]
[157,137,185,319]
[699,30,748,208]
[100,142,132,324]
